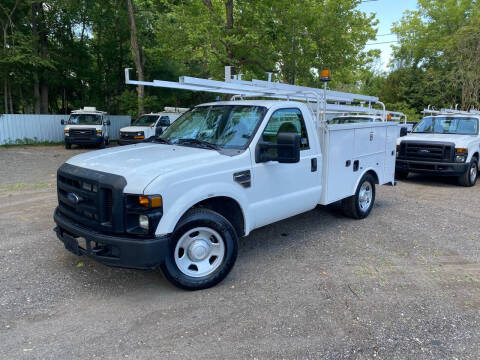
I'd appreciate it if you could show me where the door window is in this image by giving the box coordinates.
[261,108,309,149]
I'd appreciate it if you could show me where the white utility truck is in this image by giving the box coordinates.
[61,107,110,149]
[118,108,189,145]
[53,68,400,290]
[396,108,480,186]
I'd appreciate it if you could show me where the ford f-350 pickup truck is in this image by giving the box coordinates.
[53,71,400,290]
[396,109,480,186]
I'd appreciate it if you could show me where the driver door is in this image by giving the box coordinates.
[249,108,321,229]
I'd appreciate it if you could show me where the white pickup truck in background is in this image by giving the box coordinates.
[118,107,189,145]
[61,107,111,149]
[53,69,400,290]
[396,108,480,186]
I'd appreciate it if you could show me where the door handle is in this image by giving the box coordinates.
[311,158,317,172]
[353,160,359,172]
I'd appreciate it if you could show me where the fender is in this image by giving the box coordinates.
[352,167,380,195]
[155,181,251,236]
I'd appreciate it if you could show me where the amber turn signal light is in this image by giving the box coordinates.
[138,195,162,208]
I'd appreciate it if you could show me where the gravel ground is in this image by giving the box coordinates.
[1,145,480,359]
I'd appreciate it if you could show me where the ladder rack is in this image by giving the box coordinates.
[423,106,480,116]
[125,67,404,123]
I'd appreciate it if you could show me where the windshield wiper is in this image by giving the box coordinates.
[176,138,220,150]
[154,138,171,145]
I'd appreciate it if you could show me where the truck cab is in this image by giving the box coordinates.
[62,107,110,149]
[396,110,480,186]
[118,108,188,145]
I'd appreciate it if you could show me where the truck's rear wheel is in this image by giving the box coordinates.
[458,158,478,187]
[161,208,238,290]
[342,173,376,219]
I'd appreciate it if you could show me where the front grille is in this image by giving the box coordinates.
[120,132,139,140]
[399,141,455,162]
[70,128,96,138]
[57,164,126,233]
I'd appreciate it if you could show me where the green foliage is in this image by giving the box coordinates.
[388,0,480,110]
[1,0,377,116]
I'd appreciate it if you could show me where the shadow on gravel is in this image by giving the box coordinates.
[399,173,461,187]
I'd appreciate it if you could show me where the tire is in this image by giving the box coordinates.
[342,173,376,219]
[395,170,408,180]
[105,137,110,146]
[161,208,238,290]
[65,142,71,149]
[99,138,106,149]
[458,158,478,187]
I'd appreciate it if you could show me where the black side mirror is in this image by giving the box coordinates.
[400,126,408,137]
[105,120,111,126]
[61,119,65,125]
[158,116,170,127]
[255,132,300,164]
[155,127,163,136]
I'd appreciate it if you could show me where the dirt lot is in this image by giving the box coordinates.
[1,145,480,359]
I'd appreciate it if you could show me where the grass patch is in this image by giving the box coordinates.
[0,137,64,148]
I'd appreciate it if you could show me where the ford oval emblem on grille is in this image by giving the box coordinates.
[67,192,80,205]
[419,149,430,153]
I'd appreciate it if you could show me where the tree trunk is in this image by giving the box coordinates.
[31,3,41,114]
[126,0,144,115]
[8,81,13,113]
[225,0,234,65]
[38,2,49,114]
[4,79,8,113]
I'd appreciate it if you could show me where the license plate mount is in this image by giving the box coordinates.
[63,232,81,256]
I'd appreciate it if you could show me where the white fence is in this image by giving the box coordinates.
[0,114,131,145]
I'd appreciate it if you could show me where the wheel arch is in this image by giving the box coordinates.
[353,168,379,194]
[154,183,249,237]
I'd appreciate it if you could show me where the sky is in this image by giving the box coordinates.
[358,0,418,71]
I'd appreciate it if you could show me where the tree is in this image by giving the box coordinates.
[126,0,144,114]
[390,0,480,110]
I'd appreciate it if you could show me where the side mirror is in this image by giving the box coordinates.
[400,126,408,137]
[155,127,163,136]
[255,133,300,164]
[105,120,111,126]
[61,119,65,125]
[158,116,170,127]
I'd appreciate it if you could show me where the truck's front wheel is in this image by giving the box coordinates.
[161,209,238,290]
[458,158,478,187]
[342,173,376,219]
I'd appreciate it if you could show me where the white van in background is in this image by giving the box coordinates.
[118,107,189,145]
[61,107,110,149]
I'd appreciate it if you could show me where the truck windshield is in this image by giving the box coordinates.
[159,105,266,149]
[330,117,374,124]
[132,115,158,126]
[413,117,479,135]
[68,114,102,125]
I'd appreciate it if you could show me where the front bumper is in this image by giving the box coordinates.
[396,159,469,176]
[118,137,148,146]
[65,136,103,145]
[54,208,169,270]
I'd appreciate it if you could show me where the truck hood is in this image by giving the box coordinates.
[65,125,102,130]
[397,133,477,147]
[66,144,223,193]
[120,126,151,132]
